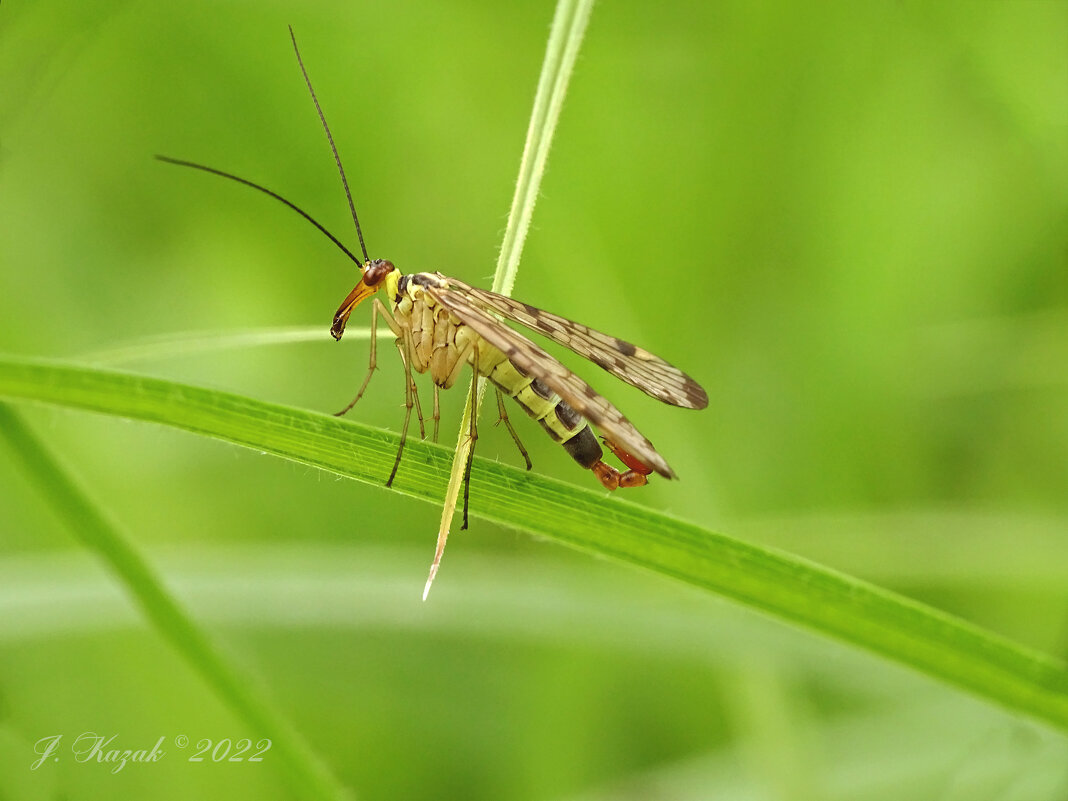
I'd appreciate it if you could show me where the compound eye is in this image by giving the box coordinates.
[363,259,395,287]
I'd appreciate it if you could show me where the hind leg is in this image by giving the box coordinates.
[495,388,532,471]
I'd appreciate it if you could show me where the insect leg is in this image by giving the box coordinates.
[432,385,441,444]
[410,370,427,441]
[334,299,400,417]
[461,342,480,530]
[495,388,532,471]
[334,298,378,416]
[386,330,417,487]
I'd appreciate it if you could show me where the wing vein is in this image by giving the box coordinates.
[447,277,708,410]
[425,283,675,478]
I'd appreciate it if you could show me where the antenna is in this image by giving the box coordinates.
[288,25,370,264]
[154,155,363,267]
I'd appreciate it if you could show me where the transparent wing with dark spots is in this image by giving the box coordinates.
[446,277,708,410]
[425,283,675,479]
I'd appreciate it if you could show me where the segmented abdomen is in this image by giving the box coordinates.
[476,344,603,469]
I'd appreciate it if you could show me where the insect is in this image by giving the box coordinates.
[158,28,708,527]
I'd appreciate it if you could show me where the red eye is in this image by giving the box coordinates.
[363,259,395,287]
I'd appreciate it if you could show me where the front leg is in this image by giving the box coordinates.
[386,328,418,487]
[335,298,402,417]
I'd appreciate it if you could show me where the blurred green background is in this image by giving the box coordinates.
[2,1,1067,799]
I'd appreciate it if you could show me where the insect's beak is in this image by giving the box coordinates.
[330,280,376,340]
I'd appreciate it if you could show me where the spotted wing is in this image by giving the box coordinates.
[445,277,708,410]
[425,283,675,479]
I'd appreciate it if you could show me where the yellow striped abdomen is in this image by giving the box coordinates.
[478,345,603,469]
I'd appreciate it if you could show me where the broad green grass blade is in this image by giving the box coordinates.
[1,355,1067,732]
[0,399,350,801]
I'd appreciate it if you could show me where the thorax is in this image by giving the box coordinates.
[386,271,446,324]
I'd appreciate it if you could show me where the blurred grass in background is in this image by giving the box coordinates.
[1,1,1066,799]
